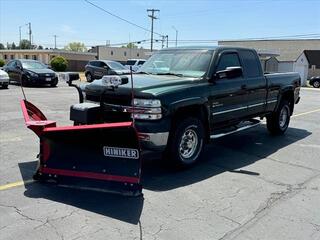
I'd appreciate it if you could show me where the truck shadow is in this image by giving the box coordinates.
[18,125,310,224]
[142,126,311,191]
[19,161,144,225]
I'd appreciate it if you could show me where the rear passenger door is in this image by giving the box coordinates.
[239,50,267,115]
[210,51,248,127]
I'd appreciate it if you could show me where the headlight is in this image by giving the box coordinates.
[27,71,38,77]
[133,98,161,107]
[131,98,162,120]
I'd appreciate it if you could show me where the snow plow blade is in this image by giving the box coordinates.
[21,100,142,196]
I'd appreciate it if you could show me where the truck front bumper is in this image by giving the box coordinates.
[134,118,171,152]
[138,132,169,151]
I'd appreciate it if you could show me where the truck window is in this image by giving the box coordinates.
[216,53,241,72]
[240,50,261,77]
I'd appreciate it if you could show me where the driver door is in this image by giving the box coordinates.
[209,51,248,129]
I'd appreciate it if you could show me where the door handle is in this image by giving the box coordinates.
[241,84,247,90]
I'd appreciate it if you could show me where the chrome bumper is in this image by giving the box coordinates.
[138,132,169,151]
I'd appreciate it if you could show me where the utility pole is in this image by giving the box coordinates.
[147,9,159,52]
[172,26,178,47]
[161,35,165,48]
[53,35,58,49]
[28,23,32,47]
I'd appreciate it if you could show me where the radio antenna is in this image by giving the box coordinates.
[130,66,135,127]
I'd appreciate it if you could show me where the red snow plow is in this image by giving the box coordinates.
[20,74,142,196]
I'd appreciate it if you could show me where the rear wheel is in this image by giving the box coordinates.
[1,84,8,89]
[312,80,320,88]
[267,100,291,135]
[166,117,205,168]
[86,72,93,82]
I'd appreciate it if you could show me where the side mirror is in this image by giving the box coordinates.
[215,66,243,80]
[16,65,22,70]
[108,69,117,75]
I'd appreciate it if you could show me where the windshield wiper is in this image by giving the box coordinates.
[155,72,184,77]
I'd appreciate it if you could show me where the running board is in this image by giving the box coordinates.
[210,119,261,139]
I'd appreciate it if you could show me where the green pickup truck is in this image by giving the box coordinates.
[76,46,301,168]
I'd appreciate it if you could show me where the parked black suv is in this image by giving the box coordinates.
[85,60,130,82]
[3,59,58,87]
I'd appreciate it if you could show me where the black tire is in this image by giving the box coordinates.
[166,117,205,168]
[50,78,58,87]
[266,100,291,135]
[86,72,93,82]
[1,84,8,89]
[312,80,320,88]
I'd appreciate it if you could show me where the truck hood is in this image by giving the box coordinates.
[84,73,199,97]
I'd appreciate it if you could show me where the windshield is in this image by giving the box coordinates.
[22,61,47,69]
[107,61,127,70]
[139,50,213,78]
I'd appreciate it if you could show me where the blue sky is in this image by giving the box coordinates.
[0,0,319,49]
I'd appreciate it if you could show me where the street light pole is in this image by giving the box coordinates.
[172,26,178,47]
[19,26,22,48]
[166,35,168,48]
[19,23,29,49]
[53,35,58,49]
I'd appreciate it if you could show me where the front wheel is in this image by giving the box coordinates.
[50,78,58,87]
[21,76,29,87]
[312,80,320,88]
[267,100,291,135]
[166,117,205,168]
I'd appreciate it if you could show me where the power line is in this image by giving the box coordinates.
[84,0,163,37]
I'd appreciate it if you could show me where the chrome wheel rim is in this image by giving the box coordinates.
[179,129,198,159]
[279,106,289,129]
[314,81,320,88]
[87,74,91,81]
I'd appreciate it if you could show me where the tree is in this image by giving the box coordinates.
[50,56,68,71]
[121,43,138,49]
[20,39,31,49]
[11,42,16,49]
[37,45,44,50]
[0,43,4,49]
[0,59,5,67]
[64,42,87,52]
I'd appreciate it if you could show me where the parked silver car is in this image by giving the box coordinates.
[0,69,9,89]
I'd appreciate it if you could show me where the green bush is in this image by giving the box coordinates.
[50,56,68,71]
[0,59,5,67]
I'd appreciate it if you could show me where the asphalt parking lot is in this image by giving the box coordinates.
[0,82,320,240]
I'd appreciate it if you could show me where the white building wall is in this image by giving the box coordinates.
[278,62,294,72]
[294,53,309,86]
